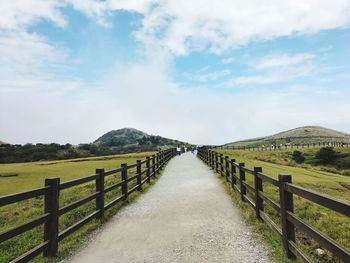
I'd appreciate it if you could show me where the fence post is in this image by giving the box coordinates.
[220,154,224,176]
[207,150,211,167]
[146,157,151,183]
[254,167,263,220]
[156,153,160,174]
[239,163,246,201]
[211,151,214,169]
[215,153,219,173]
[152,155,156,178]
[137,160,142,191]
[44,177,60,257]
[231,159,236,187]
[121,164,128,201]
[225,156,229,182]
[96,168,105,219]
[213,151,215,168]
[279,174,296,259]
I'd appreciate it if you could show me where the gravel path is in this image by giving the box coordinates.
[66,152,271,263]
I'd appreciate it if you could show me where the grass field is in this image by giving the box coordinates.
[0,152,156,263]
[0,152,156,196]
[215,148,350,262]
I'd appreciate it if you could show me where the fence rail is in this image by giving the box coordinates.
[0,148,176,263]
[197,147,350,262]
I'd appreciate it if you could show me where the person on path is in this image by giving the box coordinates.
[177,145,181,155]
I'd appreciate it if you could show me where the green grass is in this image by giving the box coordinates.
[0,152,156,196]
[214,149,350,262]
[0,152,158,263]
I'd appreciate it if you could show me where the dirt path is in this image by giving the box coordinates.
[66,152,270,263]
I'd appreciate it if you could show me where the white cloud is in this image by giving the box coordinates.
[133,0,350,54]
[0,0,66,30]
[67,0,109,25]
[192,69,231,82]
[106,0,155,13]
[254,53,315,69]
[0,31,69,80]
[221,57,235,64]
[0,0,155,29]
[225,52,319,86]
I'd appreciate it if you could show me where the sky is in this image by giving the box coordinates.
[0,0,350,145]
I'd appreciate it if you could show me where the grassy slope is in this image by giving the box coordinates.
[215,148,350,262]
[227,126,350,147]
[0,152,156,263]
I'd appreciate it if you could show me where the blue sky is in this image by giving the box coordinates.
[0,1,350,145]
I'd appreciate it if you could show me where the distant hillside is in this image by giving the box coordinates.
[94,128,187,149]
[0,141,7,145]
[0,129,187,163]
[225,126,350,147]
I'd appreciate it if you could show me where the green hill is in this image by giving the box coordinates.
[0,129,187,163]
[94,128,187,148]
[225,126,350,147]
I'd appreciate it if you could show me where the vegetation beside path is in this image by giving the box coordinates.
[228,147,350,176]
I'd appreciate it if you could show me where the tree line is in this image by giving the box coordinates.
[0,143,161,163]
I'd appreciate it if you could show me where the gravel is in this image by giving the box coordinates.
[66,152,271,263]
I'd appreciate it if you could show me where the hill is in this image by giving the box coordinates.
[0,129,187,163]
[225,126,350,147]
[94,128,187,149]
[0,141,8,145]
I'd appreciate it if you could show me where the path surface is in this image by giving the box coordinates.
[67,152,270,263]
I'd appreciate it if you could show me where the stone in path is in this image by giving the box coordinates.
[66,152,270,263]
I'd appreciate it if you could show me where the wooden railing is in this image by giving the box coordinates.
[0,148,176,263]
[197,147,350,262]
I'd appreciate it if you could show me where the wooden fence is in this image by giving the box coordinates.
[0,148,176,263]
[217,142,350,151]
[197,147,350,262]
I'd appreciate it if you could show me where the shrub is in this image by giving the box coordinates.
[315,147,337,164]
[292,150,305,164]
[335,156,350,169]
